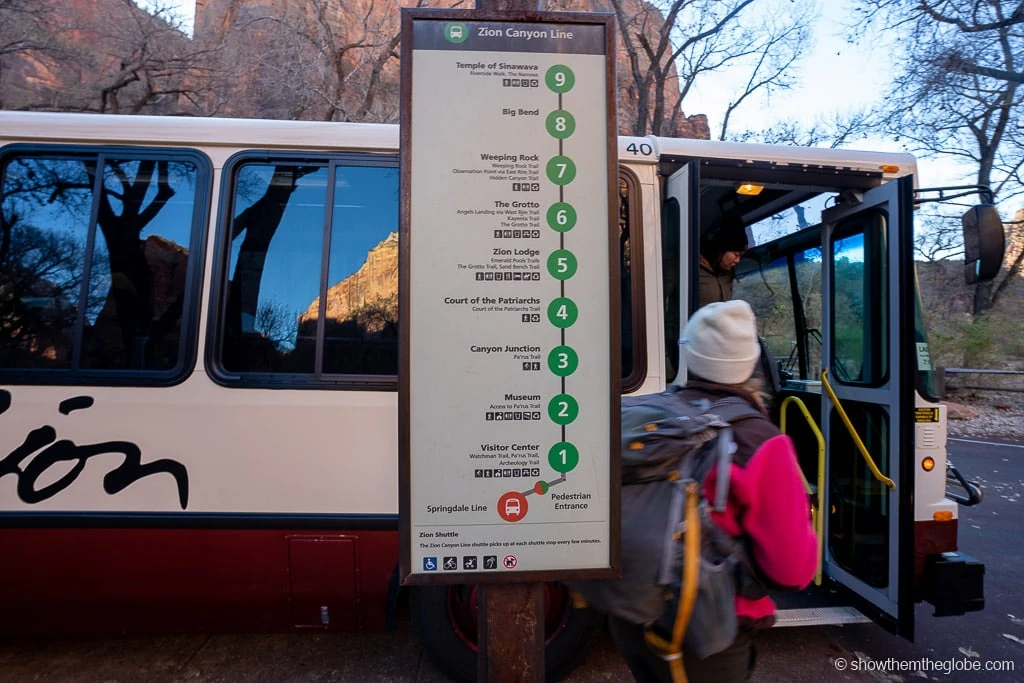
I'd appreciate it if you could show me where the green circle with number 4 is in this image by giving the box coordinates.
[548,394,579,425]
[547,345,579,377]
[547,297,578,328]
[546,203,577,232]
[546,156,576,185]
[547,249,578,280]
[548,441,580,473]
[545,110,576,139]
[545,65,575,93]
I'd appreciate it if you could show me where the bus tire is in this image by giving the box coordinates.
[409,583,598,682]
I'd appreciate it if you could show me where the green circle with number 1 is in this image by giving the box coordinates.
[547,249,578,280]
[548,394,579,425]
[546,110,576,139]
[546,65,575,93]
[546,203,577,232]
[548,345,579,377]
[546,156,576,185]
[548,441,580,473]
[547,297,578,328]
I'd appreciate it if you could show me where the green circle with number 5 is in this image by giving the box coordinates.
[548,394,579,425]
[545,110,576,139]
[546,202,577,232]
[548,441,580,473]
[547,249,578,280]
[546,156,576,185]
[547,297,578,328]
[545,65,575,93]
[547,345,579,377]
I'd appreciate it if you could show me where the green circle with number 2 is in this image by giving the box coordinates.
[545,65,575,93]
[548,394,579,425]
[545,110,576,139]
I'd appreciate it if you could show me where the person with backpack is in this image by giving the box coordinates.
[604,300,818,683]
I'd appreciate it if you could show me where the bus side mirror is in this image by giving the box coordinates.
[962,204,1004,284]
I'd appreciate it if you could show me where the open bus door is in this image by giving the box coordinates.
[663,161,700,381]
[819,176,916,639]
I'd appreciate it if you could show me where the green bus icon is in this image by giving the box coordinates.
[445,23,468,43]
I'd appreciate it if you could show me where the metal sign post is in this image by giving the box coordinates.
[399,4,618,680]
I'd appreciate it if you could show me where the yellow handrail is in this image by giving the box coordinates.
[820,369,896,490]
[779,396,824,586]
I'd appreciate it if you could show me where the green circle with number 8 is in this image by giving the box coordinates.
[546,203,577,232]
[547,249,578,280]
[548,441,580,473]
[545,110,576,139]
[548,345,579,377]
[548,394,579,425]
[546,156,576,185]
[546,65,575,93]
[547,297,578,328]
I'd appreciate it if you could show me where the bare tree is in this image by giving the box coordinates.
[855,0,1024,315]
[606,0,814,137]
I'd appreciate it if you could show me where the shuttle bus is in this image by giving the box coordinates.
[0,111,995,680]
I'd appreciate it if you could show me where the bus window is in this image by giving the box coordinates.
[831,211,889,386]
[215,156,399,384]
[0,149,207,382]
[619,170,644,392]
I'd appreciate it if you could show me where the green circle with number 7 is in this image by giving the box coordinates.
[546,156,576,185]
[548,441,580,473]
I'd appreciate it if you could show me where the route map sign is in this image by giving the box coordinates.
[399,10,619,584]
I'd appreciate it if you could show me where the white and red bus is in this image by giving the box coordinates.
[0,111,996,680]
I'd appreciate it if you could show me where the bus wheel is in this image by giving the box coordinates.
[409,583,598,682]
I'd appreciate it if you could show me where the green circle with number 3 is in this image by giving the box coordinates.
[545,110,576,139]
[547,345,579,377]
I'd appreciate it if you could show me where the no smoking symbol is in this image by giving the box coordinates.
[503,555,518,569]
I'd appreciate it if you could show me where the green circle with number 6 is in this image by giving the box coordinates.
[547,249,578,280]
[548,441,580,473]
[547,297,578,328]
[546,156,576,185]
[545,65,575,93]
[546,203,577,232]
[545,110,576,139]
[548,394,579,425]
[547,345,579,377]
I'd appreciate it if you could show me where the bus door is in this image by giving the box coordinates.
[820,176,916,638]
[663,161,699,383]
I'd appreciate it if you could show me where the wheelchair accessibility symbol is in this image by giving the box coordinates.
[423,557,438,571]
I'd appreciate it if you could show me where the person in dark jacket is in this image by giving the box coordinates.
[698,218,749,308]
[607,300,818,683]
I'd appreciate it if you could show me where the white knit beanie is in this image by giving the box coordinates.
[679,300,760,385]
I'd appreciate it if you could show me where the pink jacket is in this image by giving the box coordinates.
[684,382,818,627]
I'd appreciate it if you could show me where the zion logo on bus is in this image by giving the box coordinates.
[444,23,468,43]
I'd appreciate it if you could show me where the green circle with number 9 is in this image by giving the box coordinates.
[545,65,575,93]
[547,345,579,377]
[547,249,578,280]
[548,394,579,425]
[546,203,577,232]
[547,297,578,328]
[546,156,576,185]
[545,110,576,139]
[548,441,580,473]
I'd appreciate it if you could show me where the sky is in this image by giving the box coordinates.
[133,0,1017,217]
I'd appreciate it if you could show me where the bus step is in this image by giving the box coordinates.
[773,606,870,628]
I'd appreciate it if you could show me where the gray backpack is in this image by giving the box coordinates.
[569,386,766,661]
